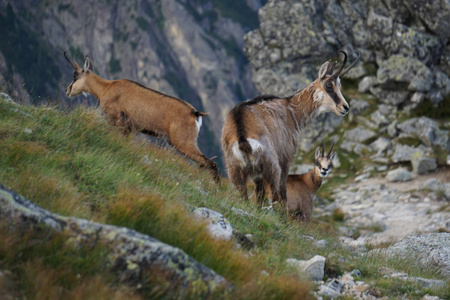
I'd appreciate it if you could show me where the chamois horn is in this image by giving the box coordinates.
[332,51,347,78]
[64,51,77,70]
[339,51,361,78]
[327,140,336,158]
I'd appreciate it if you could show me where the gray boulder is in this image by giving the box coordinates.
[358,76,377,93]
[397,117,449,151]
[391,144,425,163]
[0,185,228,295]
[193,207,233,240]
[344,126,377,143]
[386,167,414,182]
[411,152,437,174]
[377,55,432,90]
[286,255,326,281]
[381,233,450,277]
[370,86,409,105]
[369,137,391,154]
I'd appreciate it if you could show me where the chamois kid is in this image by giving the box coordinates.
[222,51,359,206]
[286,141,336,223]
[64,52,219,182]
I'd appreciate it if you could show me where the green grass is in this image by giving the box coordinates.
[0,95,448,299]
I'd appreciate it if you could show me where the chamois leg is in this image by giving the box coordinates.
[173,141,219,183]
[279,165,289,206]
[262,157,282,207]
[254,177,266,207]
[228,166,249,201]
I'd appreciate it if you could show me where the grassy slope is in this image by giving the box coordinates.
[0,94,448,299]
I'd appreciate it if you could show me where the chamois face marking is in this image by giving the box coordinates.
[65,53,93,97]
[317,71,349,117]
[315,51,360,117]
[314,143,336,178]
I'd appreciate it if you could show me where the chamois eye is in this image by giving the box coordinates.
[325,83,333,91]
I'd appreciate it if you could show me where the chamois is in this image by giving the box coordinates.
[64,52,219,182]
[221,51,359,206]
[285,141,336,223]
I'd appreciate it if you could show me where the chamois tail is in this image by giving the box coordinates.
[238,137,253,154]
[193,110,208,117]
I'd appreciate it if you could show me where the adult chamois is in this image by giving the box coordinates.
[64,52,219,182]
[221,51,359,206]
[285,141,336,223]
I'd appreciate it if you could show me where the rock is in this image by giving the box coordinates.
[344,126,377,143]
[403,0,450,38]
[351,269,362,278]
[24,128,32,134]
[386,167,414,182]
[411,153,437,174]
[0,92,15,103]
[358,76,377,93]
[314,239,329,248]
[349,99,370,116]
[231,207,254,217]
[387,120,398,137]
[193,207,233,240]
[370,110,389,127]
[381,233,450,277]
[0,185,228,294]
[397,117,449,151]
[354,173,370,182]
[317,284,341,299]
[421,294,442,300]
[369,87,409,106]
[391,144,425,163]
[377,55,433,91]
[421,179,450,200]
[286,255,326,281]
[369,137,391,154]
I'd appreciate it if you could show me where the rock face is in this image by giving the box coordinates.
[244,0,450,149]
[0,0,265,162]
[0,184,228,295]
[381,233,450,278]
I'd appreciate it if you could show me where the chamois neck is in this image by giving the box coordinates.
[289,81,321,128]
[84,72,111,100]
[308,167,323,191]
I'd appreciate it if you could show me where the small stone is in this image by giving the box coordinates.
[358,76,377,93]
[355,173,370,182]
[231,207,254,217]
[286,255,326,281]
[318,284,341,298]
[386,168,415,182]
[391,144,425,163]
[24,128,32,134]
[314,239,329,248]
[351,269,362,278]
[369,137,391,154]
[193,208,233,240]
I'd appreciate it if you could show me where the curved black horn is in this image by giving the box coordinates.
[327,140,336,158]
[321,139,325,157]
[339,51,361,78]
[64,51,77,69]
[332,51,347,78]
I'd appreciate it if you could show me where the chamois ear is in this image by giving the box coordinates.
[83,55,93,72]
[329,151,336,161]
[318,61,330,79]
[315,146,322,160]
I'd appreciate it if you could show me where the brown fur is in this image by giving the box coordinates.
[64,53,219,182]
[221,53,357,207]
[269,144,336,223]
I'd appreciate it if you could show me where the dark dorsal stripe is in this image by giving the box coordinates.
[125,80,192,109]
[233,94,289,144]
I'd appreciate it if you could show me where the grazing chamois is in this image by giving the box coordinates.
[286,141,336,223]
[221,51,359,206]
[64,52,219,182]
